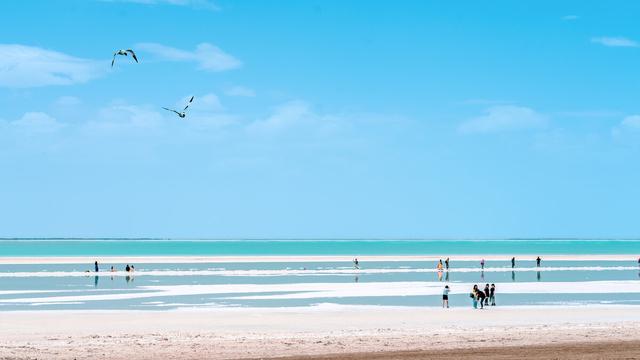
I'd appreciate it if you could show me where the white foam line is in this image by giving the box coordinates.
[0,254,638,264]
[0,266,637,278]
[3,280,640,304]
[0,290,63,296]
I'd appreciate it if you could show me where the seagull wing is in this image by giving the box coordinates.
[111,53,117,67]
[183,96,194,111]
[162,107,181,115]
[127,49,138,63]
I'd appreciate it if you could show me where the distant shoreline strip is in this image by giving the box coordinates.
[0,255,638,264]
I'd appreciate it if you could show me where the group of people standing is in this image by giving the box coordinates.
[437,258,451,270]
[92,261,135,273]
[470,284,496,309]
[438,256,543,271]
[438,256,547,309]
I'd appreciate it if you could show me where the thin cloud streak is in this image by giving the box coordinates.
[591,37,638,48]
[0,44,105,88]
[136,42,241,72]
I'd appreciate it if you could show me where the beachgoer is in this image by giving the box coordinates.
[536,256,541,267]
[445,257,450,270]
[442,285,450,308]
[470,286,478,309]
[480,259,485,270]
[110,266,115,272]
[483,284,490,306]
[353,258,359,269]
[437,260,443,271]
[131,265,135,272]
[490,284,496,306]
[125,264,131,272]
[94,261,99,272]
[476,288,486,309]
[511,257,515,268]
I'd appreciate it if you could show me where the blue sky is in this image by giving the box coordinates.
[1,0,639,238]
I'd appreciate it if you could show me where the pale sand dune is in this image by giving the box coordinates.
[2,306,640,359]
[0,254,638,264]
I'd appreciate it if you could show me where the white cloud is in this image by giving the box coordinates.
[0,44,104,88]
[175,93,237,128]
[246,101,345,137]
[247,101,312,133]
[562,15,579,21]
[621,115,640,130]
[225,85,256,97]
[179,93,222,112]
[458,105,547,134]
[5,112,65,133]
[136,42,241,72]
[85,103,165,134]
[612,115,640,138]
[591,37,638,48]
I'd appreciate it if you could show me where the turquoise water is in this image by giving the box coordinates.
[1,239,640,256]
[1,259,639,310]
[1,240,639,311]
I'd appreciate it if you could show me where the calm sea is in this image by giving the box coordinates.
[1,239,639,256]
[1,239,639,311]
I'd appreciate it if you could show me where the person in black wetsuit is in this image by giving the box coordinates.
[536,256,542,267]
[94,261,99,272]
[511,257,515,268]
[490,284,496,306]
[483,284,490,306]
[476,288,486,309]
[445,258,450,270]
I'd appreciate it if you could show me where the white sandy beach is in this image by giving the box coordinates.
[0,254,637,264]
[2,305,640,359]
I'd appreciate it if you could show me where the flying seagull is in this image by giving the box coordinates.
[163,96,194,118]
[111,49,138,67]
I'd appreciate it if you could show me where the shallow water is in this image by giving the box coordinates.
[2,239,640,256]
[1,258,639,310]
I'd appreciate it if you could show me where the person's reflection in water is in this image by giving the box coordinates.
[438,271,443,281]
[537,271,541,281]
[94,275,99,287]
[511,270,515,282]
[126,275,132,283]
[354,276,359,283]
[480,270,485,281]
[445,271,449,282]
